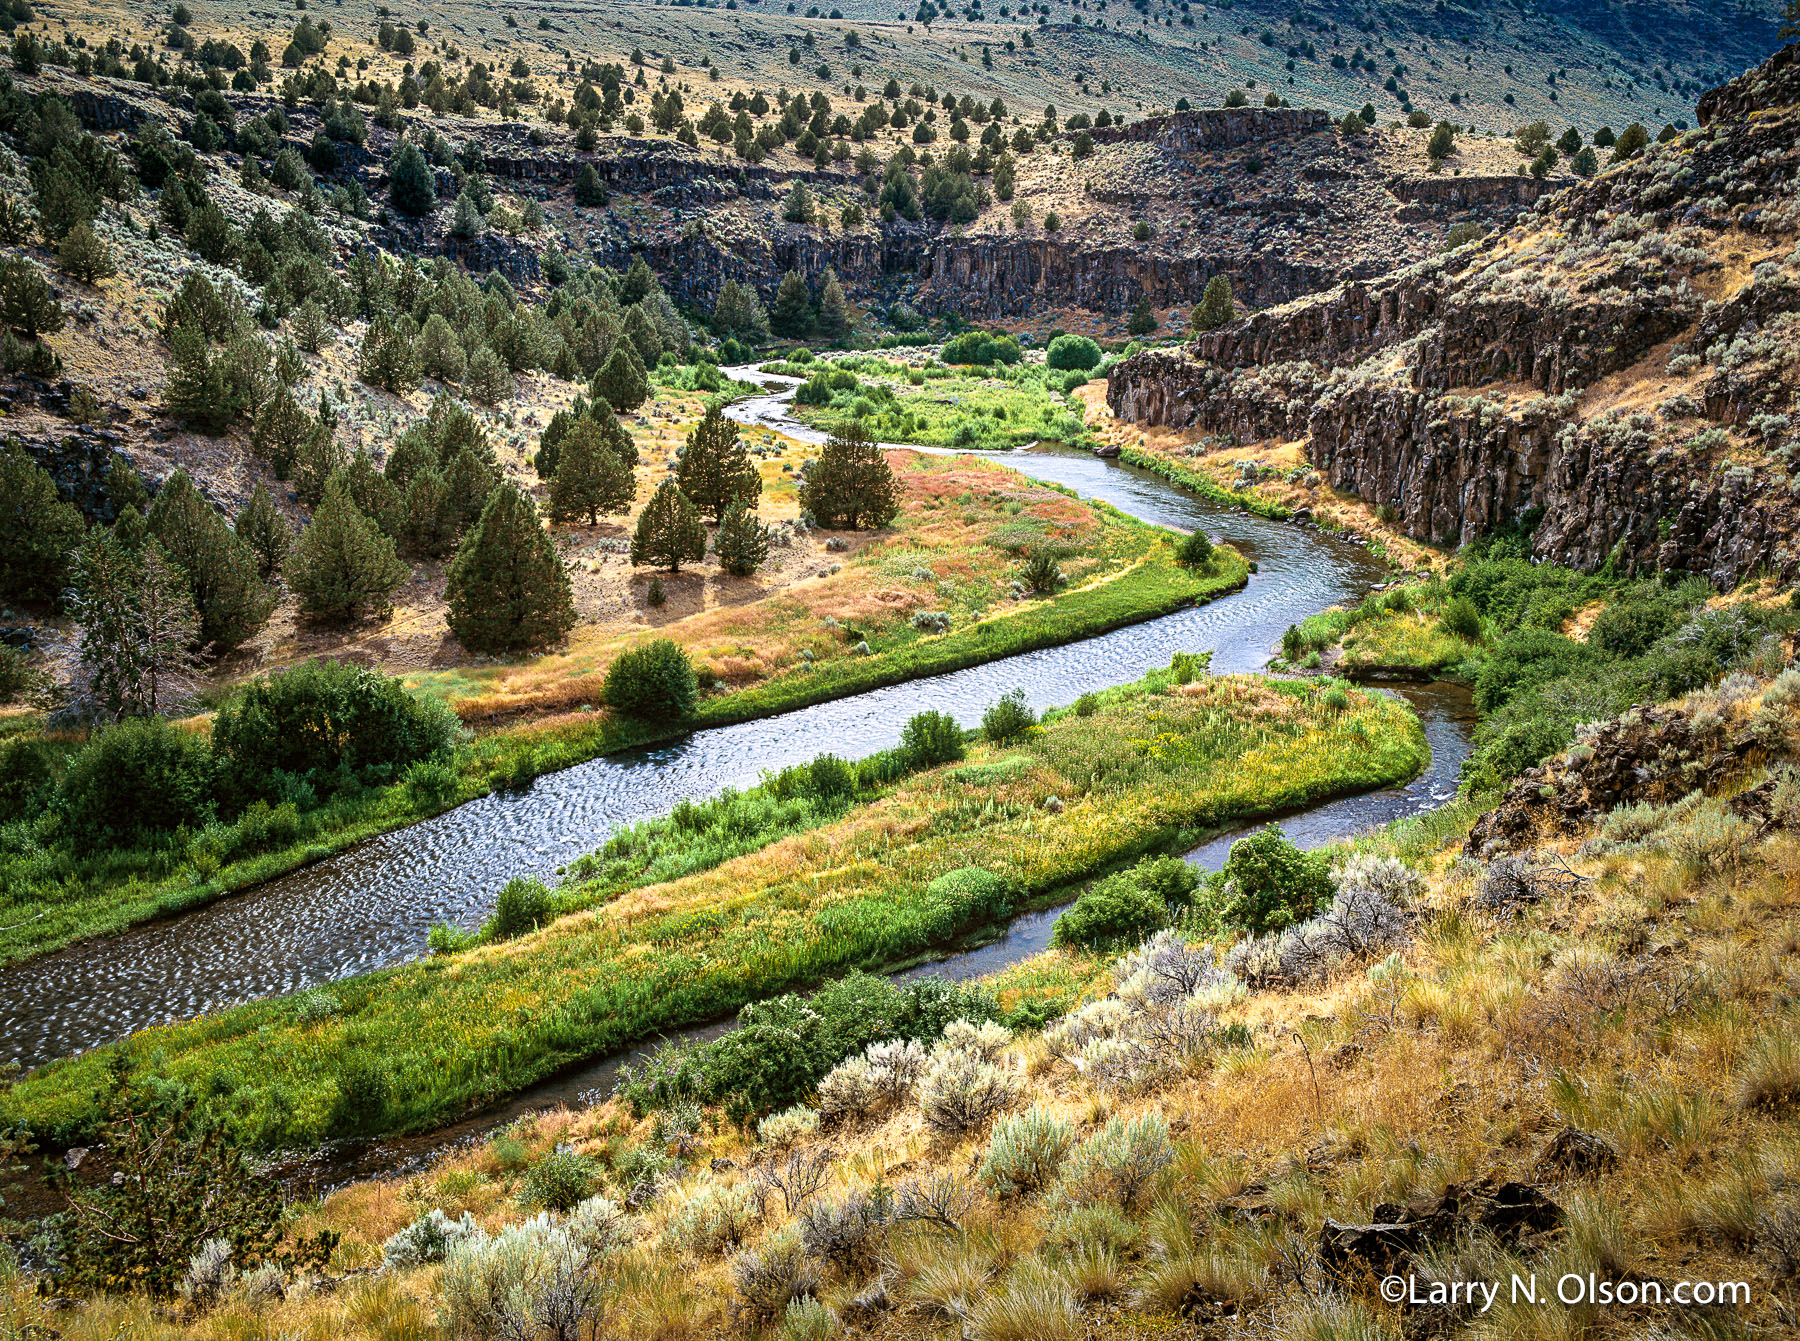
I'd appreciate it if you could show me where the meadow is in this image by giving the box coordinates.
[0,454,1239,969]
[783,356,1098,452]
[4,663,1427,1149]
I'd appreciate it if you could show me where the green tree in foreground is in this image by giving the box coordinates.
[1191,274,1234,333]
[799,421,899,530]
[288,485,410,622]
[675,404,760,522]
[67,530,203,721]
[631,478,706,573]
[446,483,575,653]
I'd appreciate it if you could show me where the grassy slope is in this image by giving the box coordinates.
[0,460,1236,970]
[6,668,1427,1147]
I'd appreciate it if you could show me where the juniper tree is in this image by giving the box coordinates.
[815,268,850,344]
[711,278,770,341]
[56,222,115,284]
[534,397,636,480]
[234,484,291,582]
[799,421,899,530]
[325,450,404,537]
[388,141,436,215]
[440,442,500,534]
[250,385,312,478]
[0,440,84,605]
[714,499,772,576]
[145,469,274,652]
[445,483,575,653]
[1191,274,1234,332]
[622,302,663,367]
[163,325,240,433]
[593,342,648,413]
[293,418,348,508]
[674,404,760,521]
[399,468,455,557]
[288,483,410,622]
[770,269,813,338]
[1127,295,1155,336]
[630,478,707,573]
[359,313,421,395]
[549,418,635,524]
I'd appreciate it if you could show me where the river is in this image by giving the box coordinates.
[0,369,1469,1080]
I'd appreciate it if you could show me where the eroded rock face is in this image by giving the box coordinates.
[1107,44,1800,588]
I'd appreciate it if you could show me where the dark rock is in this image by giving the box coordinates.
[1536,1127,1622,1178]
[1319,1218,1425,1279]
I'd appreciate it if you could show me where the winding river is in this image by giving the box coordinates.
[0,370,1472,1084]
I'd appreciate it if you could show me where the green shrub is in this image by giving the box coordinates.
[212,660,458,805]
[1073,693,1099,717]
[0,736,58,823]
[523,1149,598,1211]
[1044,334,1102,372]
[487,877,556,940]
[1053,872,1168,950]
[899,709,966,768]
[603,638,698,720]
[1021,545,1065,593]
[982,688,1036,742]
[806,753,857,800]
[924,866,1016,939]
[403,758,461,810]
[1208,824,1332,935]
[1440,595,1482,641]
[940,329,1021,366]
[1174,530,1214,567]
[59,717,216,842]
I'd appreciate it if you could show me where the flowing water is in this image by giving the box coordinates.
[0,371,1467,1090]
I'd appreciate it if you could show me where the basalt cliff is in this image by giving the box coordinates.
[1107,45,1800,588]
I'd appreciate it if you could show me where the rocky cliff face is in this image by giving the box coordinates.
[1107,45,1800,588]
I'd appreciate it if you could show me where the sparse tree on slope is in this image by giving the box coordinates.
[446,482,576,653]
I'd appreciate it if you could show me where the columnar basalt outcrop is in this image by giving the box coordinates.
[1106,44,1800,588]
[1082,106,1331,152]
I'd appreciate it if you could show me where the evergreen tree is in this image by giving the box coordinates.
[675,404,760,521]
[815,268,850,344]
[711,278,770,341]
[288,484,410,622]
[1127,294,1156,336]
[326,450,404,536]
[293,418,348,508]
[622,302,663,366]
[67,529,203,721]
[359,313,421,395]
[0,440,84,605]
[0,256,66,338]
[399,468,455,557]
[619,255,657,305]
[535,398,637,480]
[440,443,500,534]
[164,324,239,433]
[770,269,813,338]
[630,478,706,573]
[388,141,437,215]
[1191,274,1234,332]
[714,500,771,576]
[593,342,648,413]
[57,222,116,284]
[799,421,899,530]
[145,469,274,652]
[549,418,635,524]
[464,343,511,405]
[416,312,466,383]
[234,485,291,581]
[573,163,608,207]
[445,483,576,653]
[250,384,312,477]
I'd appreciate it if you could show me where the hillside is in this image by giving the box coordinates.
[1107,42,1800,588]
